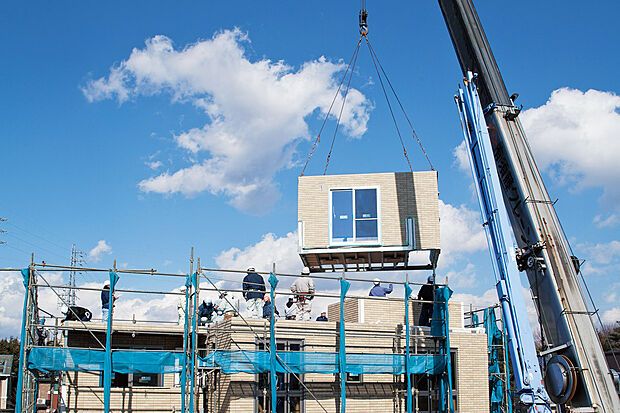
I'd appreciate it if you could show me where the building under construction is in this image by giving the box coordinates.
[5,171,512,413]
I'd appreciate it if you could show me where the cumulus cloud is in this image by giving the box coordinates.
[438,199,486,267]
[88,240,112,263]
[521,88,620,212]
[593,213,620,229]
[83,29,371,214]
[601,307,620,324]
[215,231,301,275]
[452,140,470,173]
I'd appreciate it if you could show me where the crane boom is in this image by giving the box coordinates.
[438,0,620,412]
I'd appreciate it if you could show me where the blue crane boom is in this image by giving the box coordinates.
[456,71,551,412]
[439,1,620,412]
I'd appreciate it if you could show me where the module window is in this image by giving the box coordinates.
[330,187,380,245]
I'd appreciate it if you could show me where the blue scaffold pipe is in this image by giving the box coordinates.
[189,272,198,413]
[104,270,119,413]
[181,274,191,413]
[339,277,350,413]
[405,282,413,413]
[16,268,30,413]
[268,273,279,413]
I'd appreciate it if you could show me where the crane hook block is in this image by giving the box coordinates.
[359,9,368,35]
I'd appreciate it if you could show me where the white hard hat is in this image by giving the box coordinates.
[247,267,255,272]
[302,267,310,275]
[373,278,380,285]
[104,280,110,286]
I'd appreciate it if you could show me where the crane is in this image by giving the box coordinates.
[438,1,620,412]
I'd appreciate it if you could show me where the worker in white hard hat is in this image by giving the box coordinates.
[242,267,265,319]
[177,287,192,325]
[290,267,315,321]
[368,278,393,297]
[214,291,236,323]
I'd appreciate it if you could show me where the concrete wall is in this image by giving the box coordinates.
[298,172,440,250]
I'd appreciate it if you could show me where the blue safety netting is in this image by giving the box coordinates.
[484,308,508,413]
[198,350,445,375]
[27,347,184,374]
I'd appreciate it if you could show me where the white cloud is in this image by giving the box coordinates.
[215,231,301,275]
[443,263,478,289]
[88,240,112,263]
[521,88,620,210]
[601,307,620,324]
[438,199,486,267]
[83,30,371,214]
[452,140,470,173]
[593,213,620,229]
[146,160,163,170]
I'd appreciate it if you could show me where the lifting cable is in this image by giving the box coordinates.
[365,38,435,171]
[300,37,363,177]
[300,5,434,175]
[364,35,413,174]
[323,38,362,175]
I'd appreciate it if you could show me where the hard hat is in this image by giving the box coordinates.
[247,267,255,272]
[373,278,380,285]
[302,267,310,275]
[104,280,110,286]
[220,291,228,296]
[180,287,186,292]
[264,296,271,301]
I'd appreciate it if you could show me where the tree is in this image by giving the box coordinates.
[0,337,20,408]
[598,324,620,352]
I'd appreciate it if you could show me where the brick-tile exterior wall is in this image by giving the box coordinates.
[298,172,439,250]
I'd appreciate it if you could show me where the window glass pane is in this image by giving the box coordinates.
[332,190,353,241]
[355,189,377,219]
[355,219,378,240]
[133,373,159,387]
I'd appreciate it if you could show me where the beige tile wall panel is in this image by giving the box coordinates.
[328,298,464,329]
[298,171,440,250]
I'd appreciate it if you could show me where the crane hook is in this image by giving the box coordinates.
[359,8,368,36]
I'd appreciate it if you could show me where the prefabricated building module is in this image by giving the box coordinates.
[298,171,440,273]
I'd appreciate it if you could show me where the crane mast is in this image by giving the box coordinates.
[438,0,620,412]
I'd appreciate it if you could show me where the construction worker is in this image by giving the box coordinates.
[417,275,436,327]
[369,278,393,297]
[177,287,188,325]
[214,291,236,323]
[101,281,116,322]
[198,300,215,326]
[284,297,296,320]
[262,296,279,319]
[290,267,315,321]
[316,312,328,322]
[242,267,266,318]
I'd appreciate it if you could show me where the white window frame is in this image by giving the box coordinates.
[328,186,381,246]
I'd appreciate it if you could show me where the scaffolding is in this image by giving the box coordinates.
[4,256,455,413]
[464,306,512,413]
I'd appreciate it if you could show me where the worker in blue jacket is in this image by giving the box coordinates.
[369,278,393,297]
[242,267,266,318]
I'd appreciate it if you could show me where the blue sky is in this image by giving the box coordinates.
[1,1,619,336]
